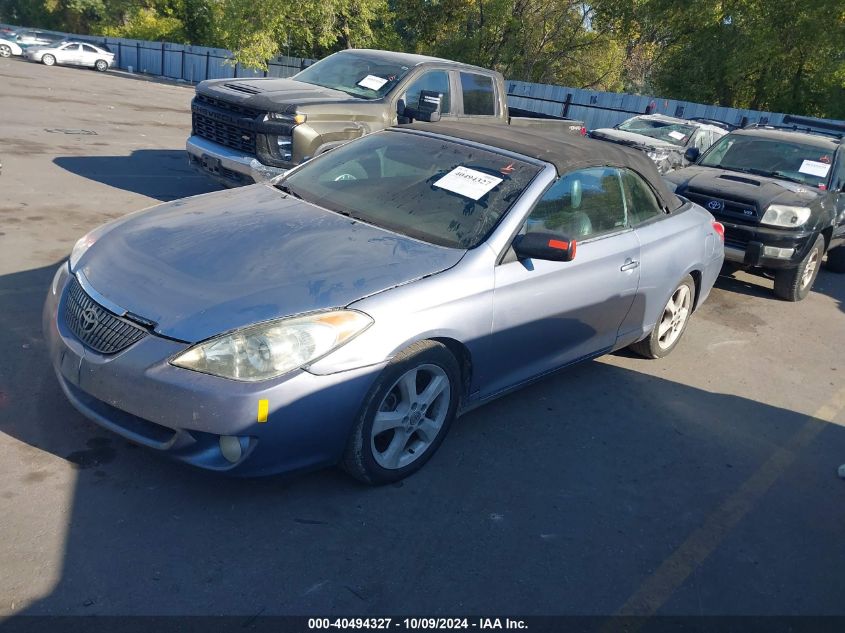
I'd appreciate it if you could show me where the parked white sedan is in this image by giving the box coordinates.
[0,37,23,58]
[25,41,114,72]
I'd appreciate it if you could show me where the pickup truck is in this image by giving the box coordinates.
[186,48,585,187]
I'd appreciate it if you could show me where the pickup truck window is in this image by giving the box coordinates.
[700,135,834,187]
[404,71,451,114]
[294,51,412,100]
[523,167,627,240]
[280,131,540,249]
[460,73,495,116]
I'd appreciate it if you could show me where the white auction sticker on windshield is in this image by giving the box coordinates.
[434,167,503,201]
[357,75,388,91]
[667,130,686,140]
[798,160,830,178]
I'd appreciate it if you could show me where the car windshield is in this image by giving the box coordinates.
[278,131,542,249]
[617,117,696,146]
[293,51,412,100]
[699,134,834,187]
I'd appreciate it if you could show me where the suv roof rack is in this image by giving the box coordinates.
[688,117,736,131]
[743,115,845,140]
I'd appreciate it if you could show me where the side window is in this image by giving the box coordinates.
[460,72,495,116]
[692,130,710,151]
[404,71,451,115]
[621,169,664,225]
[524,167,627,240]
[82,44,98,53]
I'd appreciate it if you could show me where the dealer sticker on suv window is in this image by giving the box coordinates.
[798,160,830,178]
[357,75,388,91]
[434,166,503,200]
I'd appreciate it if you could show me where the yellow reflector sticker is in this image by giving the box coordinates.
[257,399,269,423]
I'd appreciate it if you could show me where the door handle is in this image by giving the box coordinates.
[621,259,640,272]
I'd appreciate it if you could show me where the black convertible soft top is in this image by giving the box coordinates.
[404,121,682,210]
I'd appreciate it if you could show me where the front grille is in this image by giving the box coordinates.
[195,93,261,117]
[63,278,148,354]
[193,114,256,154]
[684,189,759,224]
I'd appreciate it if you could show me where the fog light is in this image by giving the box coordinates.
[763,246,795,259]
[219,435,244,463]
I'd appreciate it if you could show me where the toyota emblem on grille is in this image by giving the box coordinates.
[80,308,99,333]
[707,200,724,211]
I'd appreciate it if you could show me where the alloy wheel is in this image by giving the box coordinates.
[370,364,451,470]
[801,249,819,289]
[657,284,691,350]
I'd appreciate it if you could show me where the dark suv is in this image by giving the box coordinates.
[665,116,845,301]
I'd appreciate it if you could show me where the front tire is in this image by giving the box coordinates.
[42,54,55,66]
[630,274,695,359]
[342,340,460,485]
[773,235,824,301]
[825,244,845,273]
[94,59,108,72]
[0,45,11,58]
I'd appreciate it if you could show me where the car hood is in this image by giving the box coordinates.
[590,128,680,151]
[665,166,823,212]
[198,77,368,111]
[74,185,464,342]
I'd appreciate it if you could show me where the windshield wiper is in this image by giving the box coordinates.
[275,182,302,199]
[771,171,811,186]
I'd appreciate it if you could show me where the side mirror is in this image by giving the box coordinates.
[684,147,700,163]
[513,232,576,262]
[405,90,442,123]
[396,98,406,118]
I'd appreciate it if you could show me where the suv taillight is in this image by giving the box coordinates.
[712,221,725,241]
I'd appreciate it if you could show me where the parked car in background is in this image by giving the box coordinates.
[187,48,585,187]
[25,40,114,72]
[14,30,62,49]
[665,116,845,301]
[0,37,22,57]
[46,123,723,483]
[590,114,729,174]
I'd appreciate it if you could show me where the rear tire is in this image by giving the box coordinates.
[773,235,824,301]
[94,59,108,72]
[630,274,695,359]
[342,340,460,485]
[42,54,55,66]
[0,45,11,58]
[825,244,845,273]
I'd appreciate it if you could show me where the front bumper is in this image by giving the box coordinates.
[186,135,287,188]
[43,265,382,477]
[719,220,816,270]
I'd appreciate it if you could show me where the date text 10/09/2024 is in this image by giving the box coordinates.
[308,618,528,630]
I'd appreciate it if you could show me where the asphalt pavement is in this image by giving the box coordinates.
[1,56,844,620]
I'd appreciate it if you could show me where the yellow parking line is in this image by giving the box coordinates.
[615,385,845,619]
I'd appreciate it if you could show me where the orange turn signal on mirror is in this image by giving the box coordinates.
[548,239,569,250]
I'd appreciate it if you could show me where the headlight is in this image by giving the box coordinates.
[171,310,373,381]
[69,233,97,270]
[647,149,670,162]
[266,112,306,124]
[760,204,811,228]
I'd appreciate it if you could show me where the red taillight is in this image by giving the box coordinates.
[712,221,725,241]
[580,126,587,136]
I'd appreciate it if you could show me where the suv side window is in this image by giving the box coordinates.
[460,72,495,116]
[621,169,664,225]
[404,71,451,115]
[523,167,627,240]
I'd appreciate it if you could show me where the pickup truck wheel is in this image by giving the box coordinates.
[42,54,56,66]
[630,274,695,359]
[342,340,460,485]
[825,244,845,273]
[773,235,824,301]
[0,45,11,58]
[94,59,108,72]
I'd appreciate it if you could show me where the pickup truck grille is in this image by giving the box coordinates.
[192,94,259,155]
[193,113,256,154]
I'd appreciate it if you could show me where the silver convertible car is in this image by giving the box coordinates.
[44,124,724,484]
